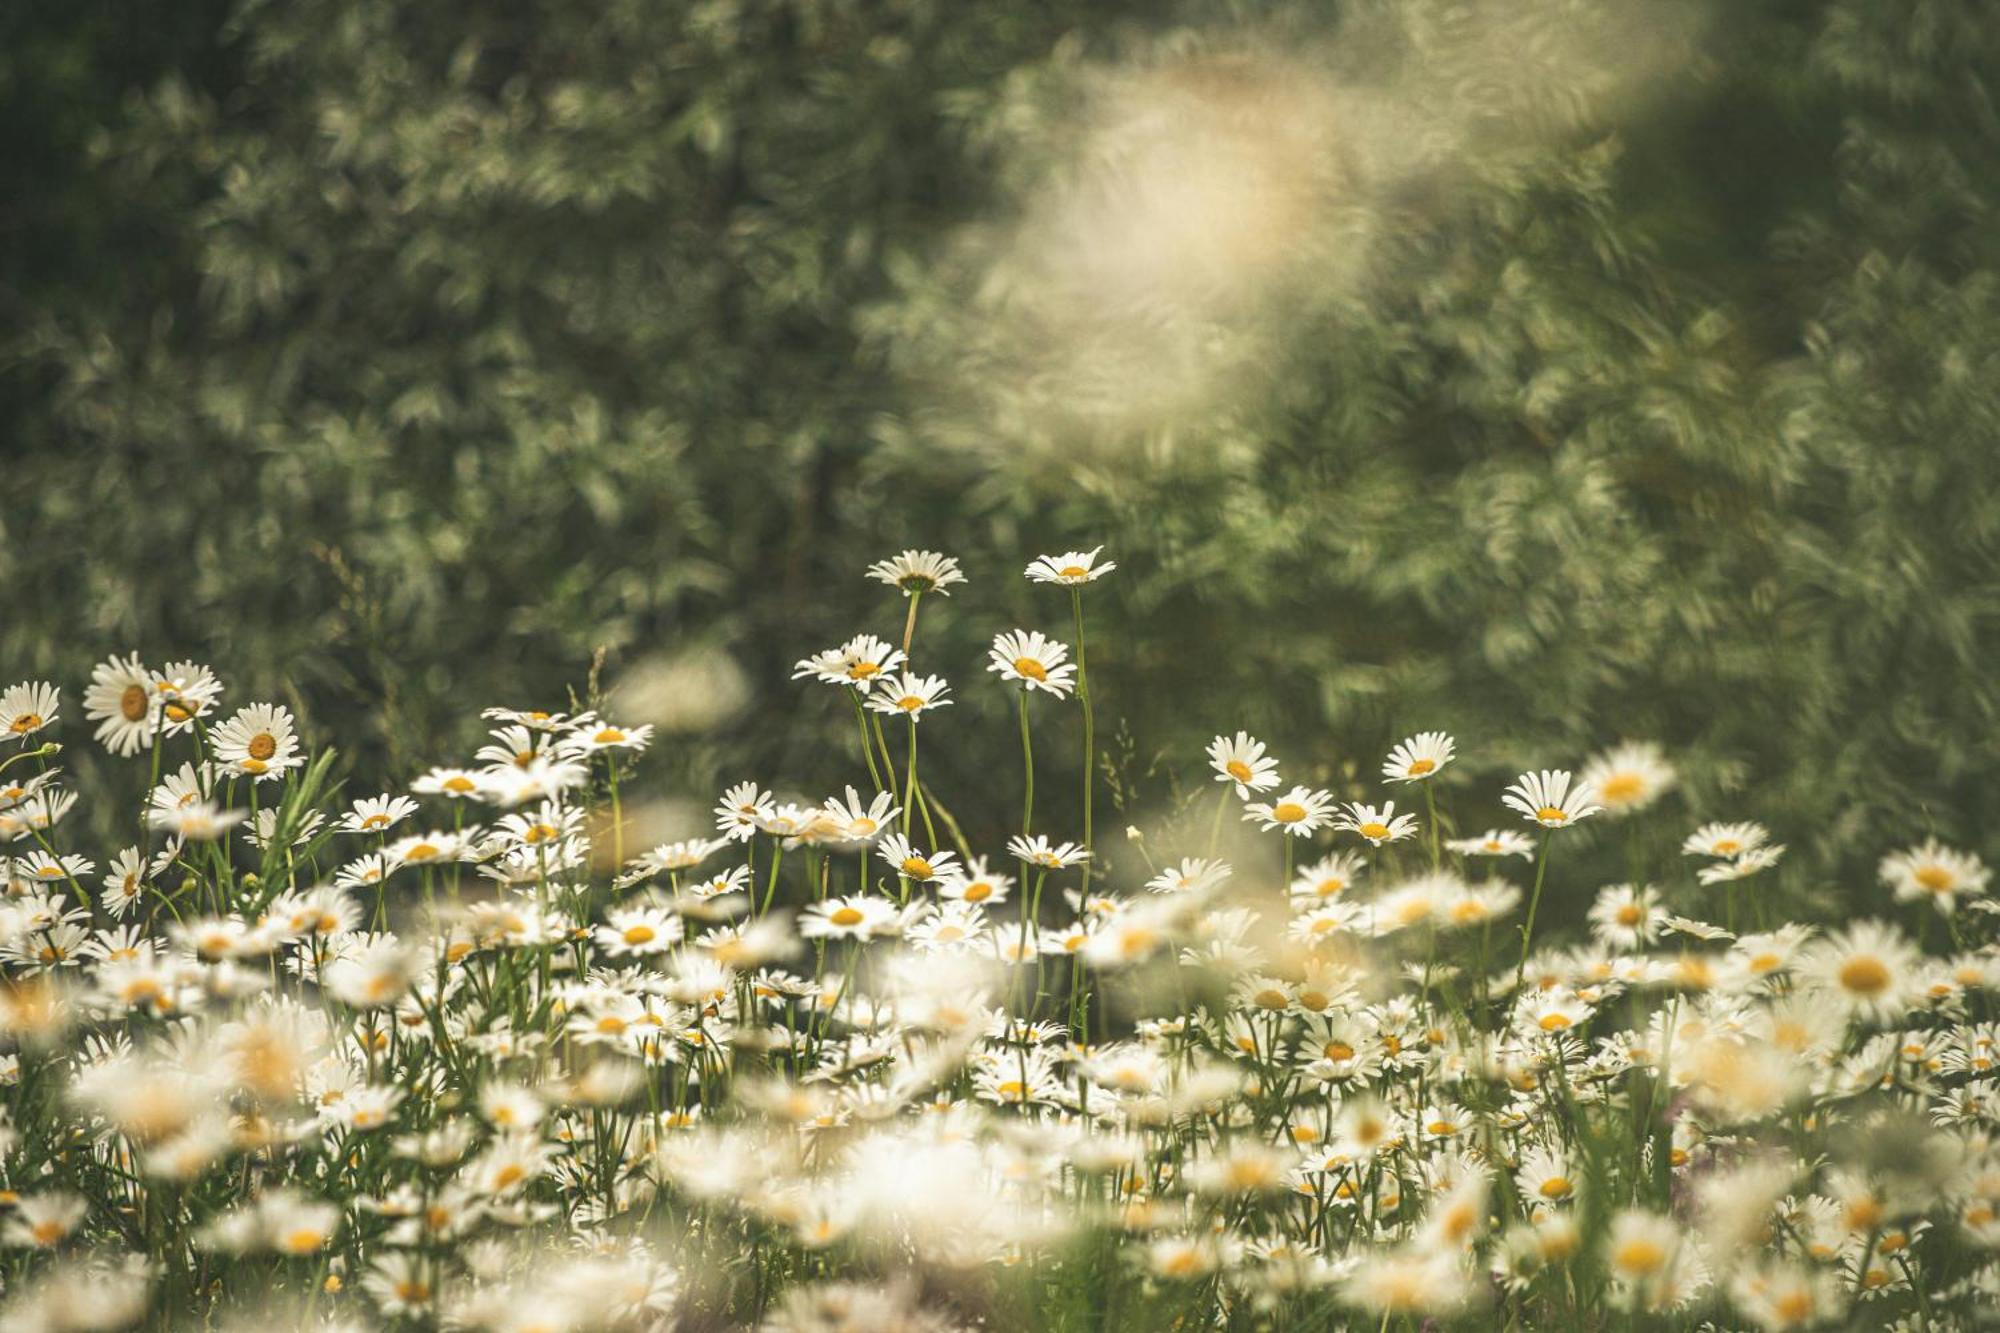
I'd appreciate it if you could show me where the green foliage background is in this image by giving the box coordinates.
[4,0,1996,906]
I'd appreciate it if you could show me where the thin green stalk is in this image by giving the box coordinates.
[1017,691,1035,835]
[1071,588,1094,895]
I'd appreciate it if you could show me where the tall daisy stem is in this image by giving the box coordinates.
[1514,830,1555,993]
[850,693,884,791]
[1017,692,1035,836]
[1423,782,1441,872]
[1071,588,1094,895]
[900,590,924,656]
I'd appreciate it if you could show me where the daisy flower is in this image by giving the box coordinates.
[211,704,303,781]
[83,654,157,756]
[938,857,1013,906]
[149,660,224,733]
[562,719,655,755]
[1578,742,1676,817]
[1381,732,1455,783]
[385,830,470,867]
[148,802,247,842]
[1244,786,1336,837]
[714,782,775,843]
[820,787,899,843]
[1008,835,1091,869]
[865,550,966,597]
[594,908,683,958]
[339,795,420,836]
[1588,883,1665,950]
[1682,821,1770,858]
[792,635,906,691]
[1799,920,1920,1022]
[1516,1145,1578,1207]
[0,682,59,741]
[987,630,1077,698]
[1698,844,1786,885]
[1024,546,1117,588]
[1501,770,1601,829]
[1148,857,1231,896]
[411,767,483,799]
[2,1194,86,1249]
[862,672,952,720]
[1208,732,1281,797]
[877,834,958,884]
[1287,851,1365,902]
[1339,802,1420,847]
[1447,829,1537,859]
[800,895,902,942]
[1880,838,1989,914]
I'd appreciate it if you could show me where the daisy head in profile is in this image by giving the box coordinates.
[987,630,1076,699]
[1339,802,1419,847]
[1501,770,1601,830]
[1024,546,1116,586]
[1578,742,1676,818]
[1382,732,1454,784]
[865,549,966,597]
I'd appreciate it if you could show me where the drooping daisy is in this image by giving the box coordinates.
[799,895,902,942]
[339,795,420,836]
[865,549,966,597]
[1798,920,1920,1022]
[986,630,1077,698]
[1578,742,1676,817]
[877,834,958,885]
[0,682,59,741]
[1880,839,1989,915]
[1501,770,1601,829]
[1007,835,1092,870]
[1244,786,1336,837]
[1446,829,1537,860]
[863,672,952,721]
[1339,802,1420,847]
[1382,732,1455,784]
[1681,821,1770,859]
[1023,546,1116,585]
[83,655,157,756]
[149,661,223,733]
[211,704,303,781]
[1208,732,1281,797]
[792,635,907,692]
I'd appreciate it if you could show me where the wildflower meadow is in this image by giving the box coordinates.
[0,544,1995,1332]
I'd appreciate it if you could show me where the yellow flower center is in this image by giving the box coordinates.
[120,685,148,722]
[281,1228,326,1254]
[621,925,656,946]
[962,881,992,902]
[1058,565,1089,578]
[1539,1176,1572,1199]
[901,857,933,879]
[1323,1041,1355,1061]
[29,1220,64,1245]
[595,1016,628,1035]
[896,695,924,712]
[1538,1013,1572,1031]
[1598,773,1643,802]
[247,732,277,761]
[1838,956,1891,996]
[1615,904,1643,926]
[1359,822,1389,841]
[9,715,42,734]
[1712,838,1742,855]
[1272,802,1307,824]
[847,662,880,679]
[1914,865,1954,892]
[829,907,865,927]
[1013,657,1048,681]
[444,775,475,793]
[1613,1239,1666,1276]
[1226,760,1253,784]
[593,728,625,744]
[996,1079,1028,1101]
[1535,806,1566,823]
[1406,758,1435,776]
[405,843,440,862]
[1252,988,1288,1011]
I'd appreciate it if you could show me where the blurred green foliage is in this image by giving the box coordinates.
[4,0,1996,904]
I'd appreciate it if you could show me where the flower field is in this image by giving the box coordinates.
[0,546,1995,1332]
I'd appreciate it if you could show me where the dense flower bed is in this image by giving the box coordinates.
[0,547,1995,1332]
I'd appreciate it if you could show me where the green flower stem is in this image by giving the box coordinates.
[1017,691,1035,836]
[1070,587,1094,895]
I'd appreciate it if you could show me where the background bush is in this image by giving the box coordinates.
[4,0,1997,908]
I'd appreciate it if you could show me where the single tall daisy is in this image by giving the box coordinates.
[1024,546,1117,585]
[987,630,1077,699]
[83,655,156,757]
[1501,770,1601,829]
[865,549,966,597]
[1578,742,1676,818]
[1382,732,1455,784]
[1880,839,1989,915]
